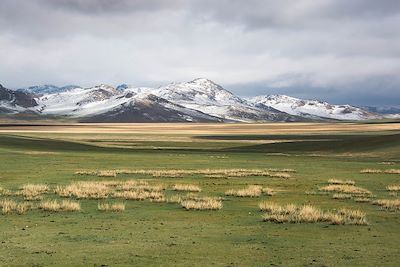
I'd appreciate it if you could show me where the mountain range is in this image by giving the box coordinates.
[0,78,397,122]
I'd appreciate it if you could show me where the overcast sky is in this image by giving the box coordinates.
[1,0,399,105]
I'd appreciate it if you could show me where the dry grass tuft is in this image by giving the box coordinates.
[167,195,183,204]
[259,202,368,225]
[172,184,201,192]
[360,169,382,174]
[319,184,371,195]
[56,181,110,199]
[262,187,276,196]
[328,179,355,185]
[354,197,371,203]
[373,199,400,211]
[360,168,400,174]
[385,169,400,174]
[332,193,352,199]
[39,199,80,212]
[0,187,14,197]
[0,199,31,214]
[225,185,263,197]
[379,162,395,165]
[181,197,222,210]
[113,190,165,201]
[386,184,400,192]
[98,202,125,212]
[20,184,49,201]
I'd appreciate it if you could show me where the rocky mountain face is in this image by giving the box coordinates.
[0,84,38,113]
[0,80,387,122]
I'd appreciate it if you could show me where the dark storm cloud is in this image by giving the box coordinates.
[0,0,399,106]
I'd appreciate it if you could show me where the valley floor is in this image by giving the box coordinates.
[0,122,399,266]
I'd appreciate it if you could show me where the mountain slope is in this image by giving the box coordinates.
[81,94,224,122]
[247,95,383,120]
[0,84,38,114]
[151,78,301,122]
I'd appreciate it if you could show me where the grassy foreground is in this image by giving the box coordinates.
[0,122,399,266]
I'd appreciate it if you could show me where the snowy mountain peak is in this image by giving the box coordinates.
[91,84,116,91]
[247,94,382,120]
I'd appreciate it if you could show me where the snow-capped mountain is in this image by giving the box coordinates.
[149,78,298,122]
[363,106,400,118]
[0,84,38,114]
[17,84,81,95]
[0,79,389,122]
[246,95,383,120]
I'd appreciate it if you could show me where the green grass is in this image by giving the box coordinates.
[0,124,399,266]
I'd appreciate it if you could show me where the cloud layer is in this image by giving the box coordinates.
[0,0,399,105]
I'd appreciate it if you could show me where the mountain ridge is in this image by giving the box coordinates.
[0,79,389,122]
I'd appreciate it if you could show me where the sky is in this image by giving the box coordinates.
[0,0,399,106]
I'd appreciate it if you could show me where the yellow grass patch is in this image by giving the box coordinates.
[385,169,400,174]
[360,169,382,174]
[181,197,222,210]
[259,202,367,225]
[113,190,165,201]
[373,199,400,210]
[319,184,371,195]
[172,184,201,192]
[167,195,183,203]
[98,202,125,212]
[20,184,50,201]
[386,184,400,192]
[328,179,355,185]
[225,185,263,197]
[38,199,81,212]
[262,187,276,196]
[0,199,31,214]
[360,169,400,174]
[354,198,371,203]
[56,181,110,199]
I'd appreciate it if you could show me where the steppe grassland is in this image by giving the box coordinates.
[0,122,399,266]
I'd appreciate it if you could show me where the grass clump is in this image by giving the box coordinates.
[360,169,400,174]
[262,187,276,196]
[328,179,355,185]
[20,184,49,201]
[259,202,367,225]
[225,185,263,197]
[172,184,201,192]
[113,190,165,201]
[98,202,125,212]
[39,200,81,212]
[0,199,31,214]
[319,184,371,195]
[354,198,371,203]
[181,197,222,210]
[386,184,400,192]
[360,169,382,174]
[373,199,400,211]
[56,181,110,199]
